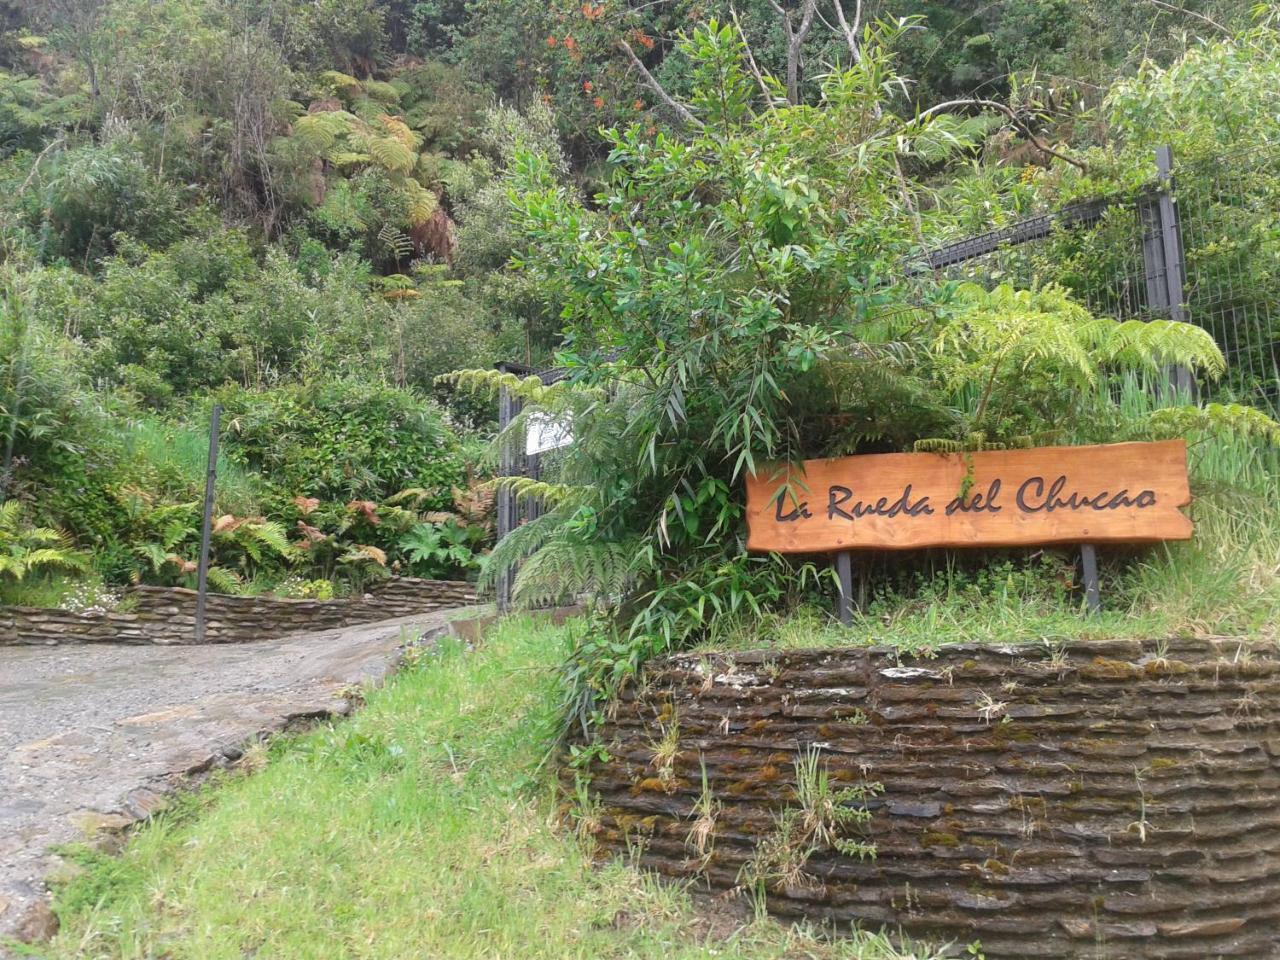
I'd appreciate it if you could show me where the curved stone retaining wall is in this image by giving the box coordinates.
[580,638,1280,959]
[0,577,476,646]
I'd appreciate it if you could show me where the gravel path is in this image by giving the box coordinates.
[0,611,464,954]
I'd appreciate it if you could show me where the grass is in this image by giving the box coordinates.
[698,427,1280,656]
[38,618,959,960]
[123,416,264,516]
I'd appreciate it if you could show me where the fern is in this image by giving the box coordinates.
[318,70,362,95]
[512,538,637,608]
[1143,403,1280,445]
[0,500,87,582]
[362,80,401,105]
[404,181,439,226]
[436,368,594,405]
[489,476,582,507]
[377,223,414,261]
[292,111,354,153]
[378,114,422,151]
[363,134,416,175]
[328,149,372,168]
[478,509,571,593]
[204,566,243,594]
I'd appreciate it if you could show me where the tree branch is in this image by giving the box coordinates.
[1142,0,1231,35]
[730,6,778,107]
[768,0,817,103]
[18,136,64,195]
[831,0,866,64]
[916,98,1088,172]
[617,39,703,128]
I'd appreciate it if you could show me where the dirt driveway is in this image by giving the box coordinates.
[0,611,464,955]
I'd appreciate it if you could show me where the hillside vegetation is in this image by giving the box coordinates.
[4,2,1280,957]
[0,0,1267,606]
[0,2,1277,652]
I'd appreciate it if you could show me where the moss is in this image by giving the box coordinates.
[961,659,979,671]
[1148,757,1181,771]
[991,724,1035,743]
[1088,657,1142,679]
[1144,659,1193,677]
[920,831,960,848]
[982,858,1010,876]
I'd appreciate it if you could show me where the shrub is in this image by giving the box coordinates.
[216,379,464,504]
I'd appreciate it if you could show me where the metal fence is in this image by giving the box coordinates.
[918,144,1280,410]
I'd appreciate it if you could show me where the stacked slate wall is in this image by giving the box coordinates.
[580,638,1280,959]
[0,577,475,646]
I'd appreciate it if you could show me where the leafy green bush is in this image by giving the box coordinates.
[466,20,1278,736]
[216,379,464,504]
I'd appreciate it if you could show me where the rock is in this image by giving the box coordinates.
[14,900,58,943]
[69,810,133,837]
[1158,917,1247,937]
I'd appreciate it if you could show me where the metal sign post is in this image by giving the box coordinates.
[194,404,222,643]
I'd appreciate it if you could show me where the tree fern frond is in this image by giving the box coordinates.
[489,476,584,507]
[478,509,573,593]
[377,223,414,261]
[404,182,438,226]
[913,437,963,453]
[512,538,637,608]
[364,134,416,174]
[1143,403,1280,444]
[378,114,422,152]
[362,81,401,105]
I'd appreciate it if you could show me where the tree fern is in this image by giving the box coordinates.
[377,223,413,261]
[489,476,582,507]
[292,111,354,153]
[512,538,637,608]
[1143,402,1280,445]
[403,181,438,226]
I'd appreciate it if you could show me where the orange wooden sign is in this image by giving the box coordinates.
[745,441,1192,553]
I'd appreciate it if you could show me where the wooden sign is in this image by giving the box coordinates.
[745,441,1192,554]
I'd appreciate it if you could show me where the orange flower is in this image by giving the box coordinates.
[632,98,643,110]
[546,35,557,47]
[563,35,577,50]
[592,96,604,109]
[583,80,593,92]
[582,2,604,20]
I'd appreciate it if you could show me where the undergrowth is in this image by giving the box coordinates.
[39,618,960,960]
[696,428,1280,656]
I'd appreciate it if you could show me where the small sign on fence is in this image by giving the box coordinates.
[746,440,1192,553]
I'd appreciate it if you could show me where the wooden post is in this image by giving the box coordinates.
[1080,543,1102,615]
[194,404,222,644]
[835,550,854,626]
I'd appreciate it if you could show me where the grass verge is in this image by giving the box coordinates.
[40,618,958,960]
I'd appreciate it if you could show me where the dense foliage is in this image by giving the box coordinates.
[0,0,1275,665]
[455,16,1280,729]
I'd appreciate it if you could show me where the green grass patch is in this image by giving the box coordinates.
[42,619,960,960]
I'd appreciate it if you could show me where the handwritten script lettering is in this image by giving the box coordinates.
[746,442,1193,553]
[775,475,1158,524]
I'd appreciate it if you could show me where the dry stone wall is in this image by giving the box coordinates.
[0,577,475,646]
[580,638,1280,959]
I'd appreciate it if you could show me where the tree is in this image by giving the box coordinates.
[457,20,1242,734]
